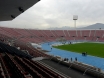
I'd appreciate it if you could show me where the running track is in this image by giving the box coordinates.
[41,42,104,71]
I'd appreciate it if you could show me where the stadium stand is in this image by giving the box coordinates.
[1,0,104,77]
[0,26,104,77]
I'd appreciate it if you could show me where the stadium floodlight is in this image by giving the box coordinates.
[73,15,78,20]
[11,15,15,18]
[73,15,78,37]
[18,7,24,13]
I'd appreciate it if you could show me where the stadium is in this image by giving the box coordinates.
[0,0,104,78]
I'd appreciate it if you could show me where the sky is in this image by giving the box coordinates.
[0,0,104,29]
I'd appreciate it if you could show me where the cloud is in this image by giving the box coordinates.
[0,0,104,29]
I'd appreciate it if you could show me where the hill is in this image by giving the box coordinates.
[47,23,104,30]
[80,23,104,29]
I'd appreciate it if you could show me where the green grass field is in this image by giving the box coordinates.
[54,42,104,58]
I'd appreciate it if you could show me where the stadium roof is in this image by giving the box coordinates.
[0,0,40,21]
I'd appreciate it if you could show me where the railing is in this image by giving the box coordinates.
[37,60,71,78]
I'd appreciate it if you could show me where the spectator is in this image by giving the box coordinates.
[51,47,52,51]
[75,57,77,61]
[70,58,72,61]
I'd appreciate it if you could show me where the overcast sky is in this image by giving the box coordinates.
[0,0,104,29]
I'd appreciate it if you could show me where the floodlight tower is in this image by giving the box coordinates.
[73,15,78,37]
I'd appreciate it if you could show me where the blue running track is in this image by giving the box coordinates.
[41,42,104,70]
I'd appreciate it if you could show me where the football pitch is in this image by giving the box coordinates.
[54,42,104,58]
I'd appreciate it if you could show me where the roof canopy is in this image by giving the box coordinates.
[0,0,39,21]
